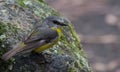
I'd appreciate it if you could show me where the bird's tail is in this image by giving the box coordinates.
[1,42,23,61]
[1,40,47,61]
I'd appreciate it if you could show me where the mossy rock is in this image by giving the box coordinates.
[0,0,92,72]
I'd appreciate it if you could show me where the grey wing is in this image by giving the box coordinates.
[19,28,59,54]
[1,28,59,61]
[23,27,59,45]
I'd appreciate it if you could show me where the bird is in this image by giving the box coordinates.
[1,16,69,61]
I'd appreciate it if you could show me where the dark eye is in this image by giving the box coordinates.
[53,20,60,24]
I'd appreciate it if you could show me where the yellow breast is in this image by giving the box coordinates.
[34,28,62,53]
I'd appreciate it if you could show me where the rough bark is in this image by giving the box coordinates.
[0,0,92,72]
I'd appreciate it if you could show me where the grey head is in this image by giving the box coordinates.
[41,16,69,28]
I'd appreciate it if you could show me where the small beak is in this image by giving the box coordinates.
[51,17,69,26]
[61,18,69,26]
[60,22,68,26]
[52,20,69,26]
[60,18,69,26]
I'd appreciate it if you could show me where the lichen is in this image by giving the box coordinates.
[0,0,92,72]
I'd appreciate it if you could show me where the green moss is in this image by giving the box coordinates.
[67,67,77,72]
[37,0,46,4]
[0,22,7,35]
[0,0,92,72]
[0,22,16,72]
[18,0,26,7]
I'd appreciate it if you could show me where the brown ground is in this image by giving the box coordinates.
[46,0,120,72]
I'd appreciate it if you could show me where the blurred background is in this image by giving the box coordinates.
[46,0,120,72]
